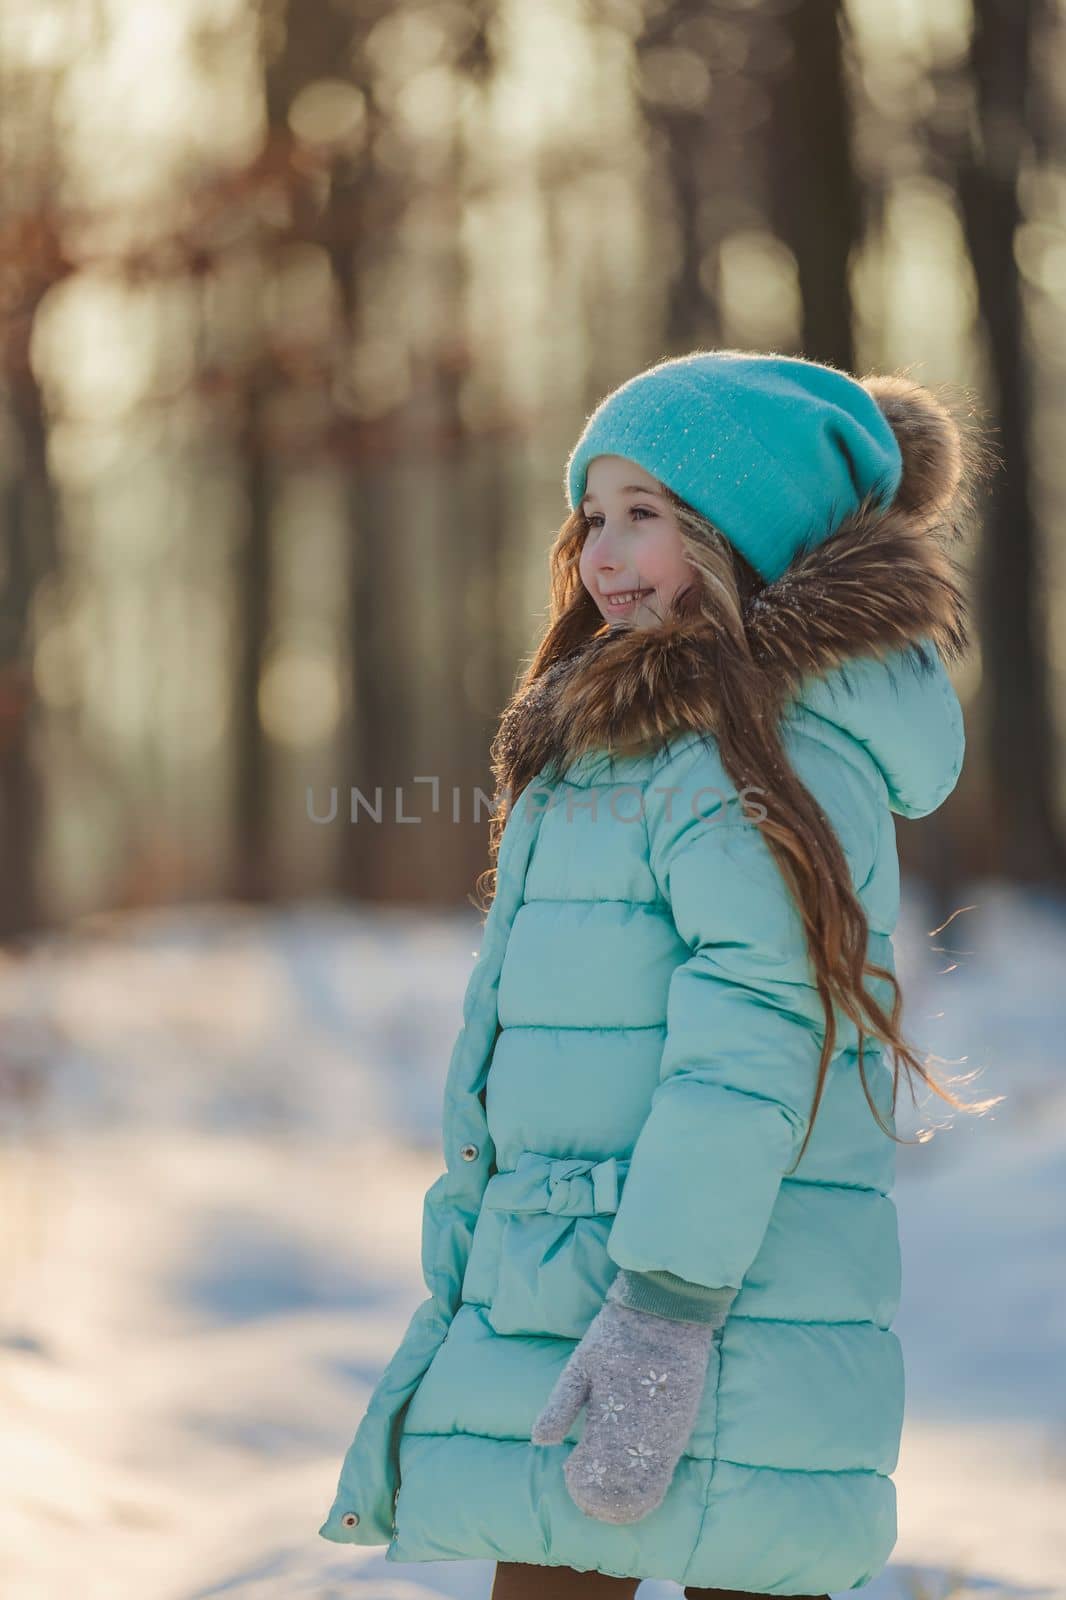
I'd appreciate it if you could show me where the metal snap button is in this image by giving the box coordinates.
[341,1511,360,1527]
[460,1143,479,1161]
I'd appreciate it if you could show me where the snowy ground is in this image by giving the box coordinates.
[1,882,1063,1600]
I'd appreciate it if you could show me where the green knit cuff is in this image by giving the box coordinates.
[606,1268,738,1326]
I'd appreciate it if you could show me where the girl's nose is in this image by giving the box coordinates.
[591,525,620,568]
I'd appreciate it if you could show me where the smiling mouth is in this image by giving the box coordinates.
[604,588,654,609]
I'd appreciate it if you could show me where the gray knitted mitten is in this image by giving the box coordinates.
[531,1272,737,1524]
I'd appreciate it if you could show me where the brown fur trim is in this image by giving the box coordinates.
[743,489,968,686]
[492,486,969,795]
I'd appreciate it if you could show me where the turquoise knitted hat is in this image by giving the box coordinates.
[565,349,905,583]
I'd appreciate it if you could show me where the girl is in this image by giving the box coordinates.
[319,350,998,1597]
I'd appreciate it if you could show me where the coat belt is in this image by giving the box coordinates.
[481,1151,629,1217]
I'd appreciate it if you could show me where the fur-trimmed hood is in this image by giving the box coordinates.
[494,373,981,820]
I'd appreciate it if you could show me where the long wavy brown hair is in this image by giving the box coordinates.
[473,482,1001,1172]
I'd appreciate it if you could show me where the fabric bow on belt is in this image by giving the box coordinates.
[482,1152,627,1218]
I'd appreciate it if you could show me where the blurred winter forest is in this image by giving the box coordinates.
[0,0,1063,934]
[3,2,1066,1598]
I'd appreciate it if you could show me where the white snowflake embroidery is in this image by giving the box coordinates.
[640,1368,669,1398]
[583,1458,608,1486]
[626,1440,656,1469]
[600,1393,626,1422]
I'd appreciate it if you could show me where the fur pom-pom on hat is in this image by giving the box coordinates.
[859,373,966,525]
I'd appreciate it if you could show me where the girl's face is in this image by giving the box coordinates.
[578,455,695,627]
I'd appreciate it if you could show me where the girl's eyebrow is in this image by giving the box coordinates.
[581,485,664,507]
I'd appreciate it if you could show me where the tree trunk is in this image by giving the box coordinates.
[957,0,1066,883]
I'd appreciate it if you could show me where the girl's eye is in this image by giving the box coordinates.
[585,507,656,530]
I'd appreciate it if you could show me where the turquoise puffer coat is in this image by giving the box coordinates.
[319,644,964,1593]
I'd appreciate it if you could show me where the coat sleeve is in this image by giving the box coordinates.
[605,738,872,1293]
